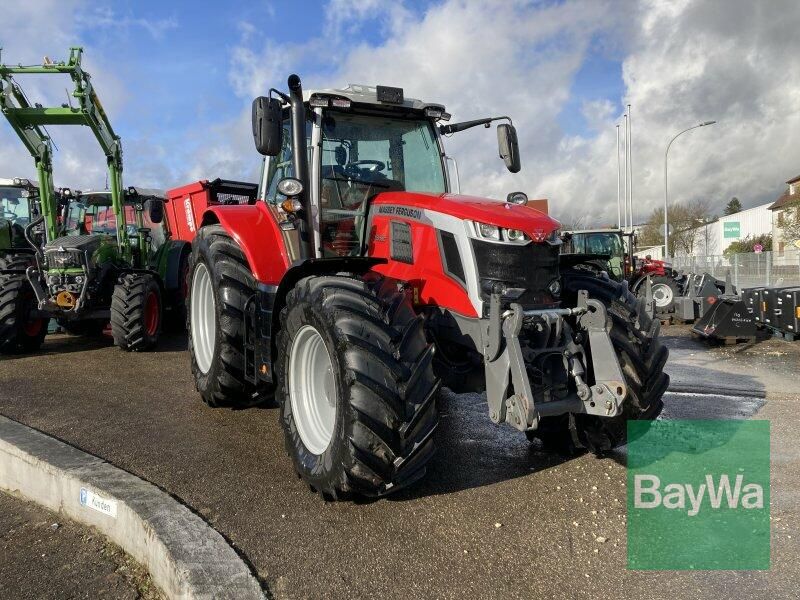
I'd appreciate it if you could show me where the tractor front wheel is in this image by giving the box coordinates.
[0,255,48,354]
[277,275,439,499]
[111,273,162,351]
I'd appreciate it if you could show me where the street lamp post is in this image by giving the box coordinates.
[663,120,716,259]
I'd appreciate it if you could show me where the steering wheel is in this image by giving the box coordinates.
[345,160,386,177]
[1,208,17,221]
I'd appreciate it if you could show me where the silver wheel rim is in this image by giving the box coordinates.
[652,283,674,308]
[289,325,336,455]
[190,263,216,374]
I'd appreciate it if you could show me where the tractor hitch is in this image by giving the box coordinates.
[483,291,626,433]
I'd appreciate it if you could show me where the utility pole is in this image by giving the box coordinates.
[627,103,633,232]
[622,114,628,229]
[616,124,621,228]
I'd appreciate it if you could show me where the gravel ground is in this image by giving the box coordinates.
[0,489,163,600]
[0,326,797,599]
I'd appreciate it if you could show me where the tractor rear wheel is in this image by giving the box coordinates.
[276,274,439,499]
[532,271,669,453]
[111,273,162,351]
[0,255,48,354]
[187,225,257,407]
[637,275,679,313]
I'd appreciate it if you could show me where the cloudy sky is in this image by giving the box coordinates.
[1,0,798,226]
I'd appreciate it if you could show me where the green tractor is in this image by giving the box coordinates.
[0,48,187,353]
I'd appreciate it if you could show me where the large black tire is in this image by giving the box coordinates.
[635,274,679,314]
[164,249,190,333]
[111,273,162,351]
[0,255,48,354]
[187,225,257,407]
[276,274,439,499]
[531,271,669,453]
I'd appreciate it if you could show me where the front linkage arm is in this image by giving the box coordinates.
[483,291,627,433]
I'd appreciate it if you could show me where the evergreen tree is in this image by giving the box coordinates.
[724,197,742,215]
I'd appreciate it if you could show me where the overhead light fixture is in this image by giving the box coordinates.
[330,97,351,109]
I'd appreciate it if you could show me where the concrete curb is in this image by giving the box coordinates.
[0,416,264,600]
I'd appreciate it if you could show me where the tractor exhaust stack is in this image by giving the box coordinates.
[287,74,314,259]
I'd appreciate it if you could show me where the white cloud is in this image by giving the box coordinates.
[4,0,799,229]
[223,0,800,227]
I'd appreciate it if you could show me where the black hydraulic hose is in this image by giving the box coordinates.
[287,74,314,260]
[24,215,45,258]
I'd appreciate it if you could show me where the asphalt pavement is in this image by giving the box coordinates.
[0,490,163,600]
[0,325,798,599]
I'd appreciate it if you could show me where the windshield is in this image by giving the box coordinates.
[570,232,625,258]
[320,112,446,207]
[0,186,32,225]
[317,112,445,257]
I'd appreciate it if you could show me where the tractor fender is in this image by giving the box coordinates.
[270,256,388,347]
[629,274,648,293]
[162,240,191,291]
[200,204,290,285]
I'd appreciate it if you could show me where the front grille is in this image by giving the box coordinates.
[471,239,560,309]
[46,249,82,270]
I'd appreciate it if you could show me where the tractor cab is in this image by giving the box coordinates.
[64,188,167,258]
[561,228,631,281]
[0,177,40,252]
[254,80,522,263]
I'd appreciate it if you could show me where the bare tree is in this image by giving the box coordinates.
[638,200,712,256]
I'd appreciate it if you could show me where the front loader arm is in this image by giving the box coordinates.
[0,47,129,259]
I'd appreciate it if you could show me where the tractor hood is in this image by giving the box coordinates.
[45,234,113,255]
[371,191,560,238]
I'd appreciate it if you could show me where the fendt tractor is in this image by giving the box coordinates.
[183,75,669,499]
[562,228,680,313]
[0,48,187,353]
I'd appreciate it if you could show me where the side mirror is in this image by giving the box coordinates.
[145,199,164,224]
[497,123,521,173]
[252,96,283,156]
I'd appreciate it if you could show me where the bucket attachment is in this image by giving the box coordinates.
[691,295,756,344]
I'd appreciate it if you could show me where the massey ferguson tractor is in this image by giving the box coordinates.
[185,76,669,499]
[0,48,187,353]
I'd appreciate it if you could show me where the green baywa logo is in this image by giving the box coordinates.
[634,473,764,517]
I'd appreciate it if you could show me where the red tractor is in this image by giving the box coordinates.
[184,76,668,499]
[561,228,680,313]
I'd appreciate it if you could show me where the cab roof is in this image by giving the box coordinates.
[305,84,446,114]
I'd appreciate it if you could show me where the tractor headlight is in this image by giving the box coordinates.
[468,221,530,245]
[477,222,501,241]
[504,229,527,243]
[277,177,303,197]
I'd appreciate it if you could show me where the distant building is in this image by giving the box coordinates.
[672,202,774,258]
[769,174,800,263]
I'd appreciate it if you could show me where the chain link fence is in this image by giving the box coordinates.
[672,249,800,290]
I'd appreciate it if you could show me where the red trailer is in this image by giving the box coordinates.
[165,179,258,243]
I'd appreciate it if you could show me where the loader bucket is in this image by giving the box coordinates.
[691,296,756,344]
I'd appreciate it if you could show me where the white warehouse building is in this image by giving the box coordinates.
[677,202,773,258]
